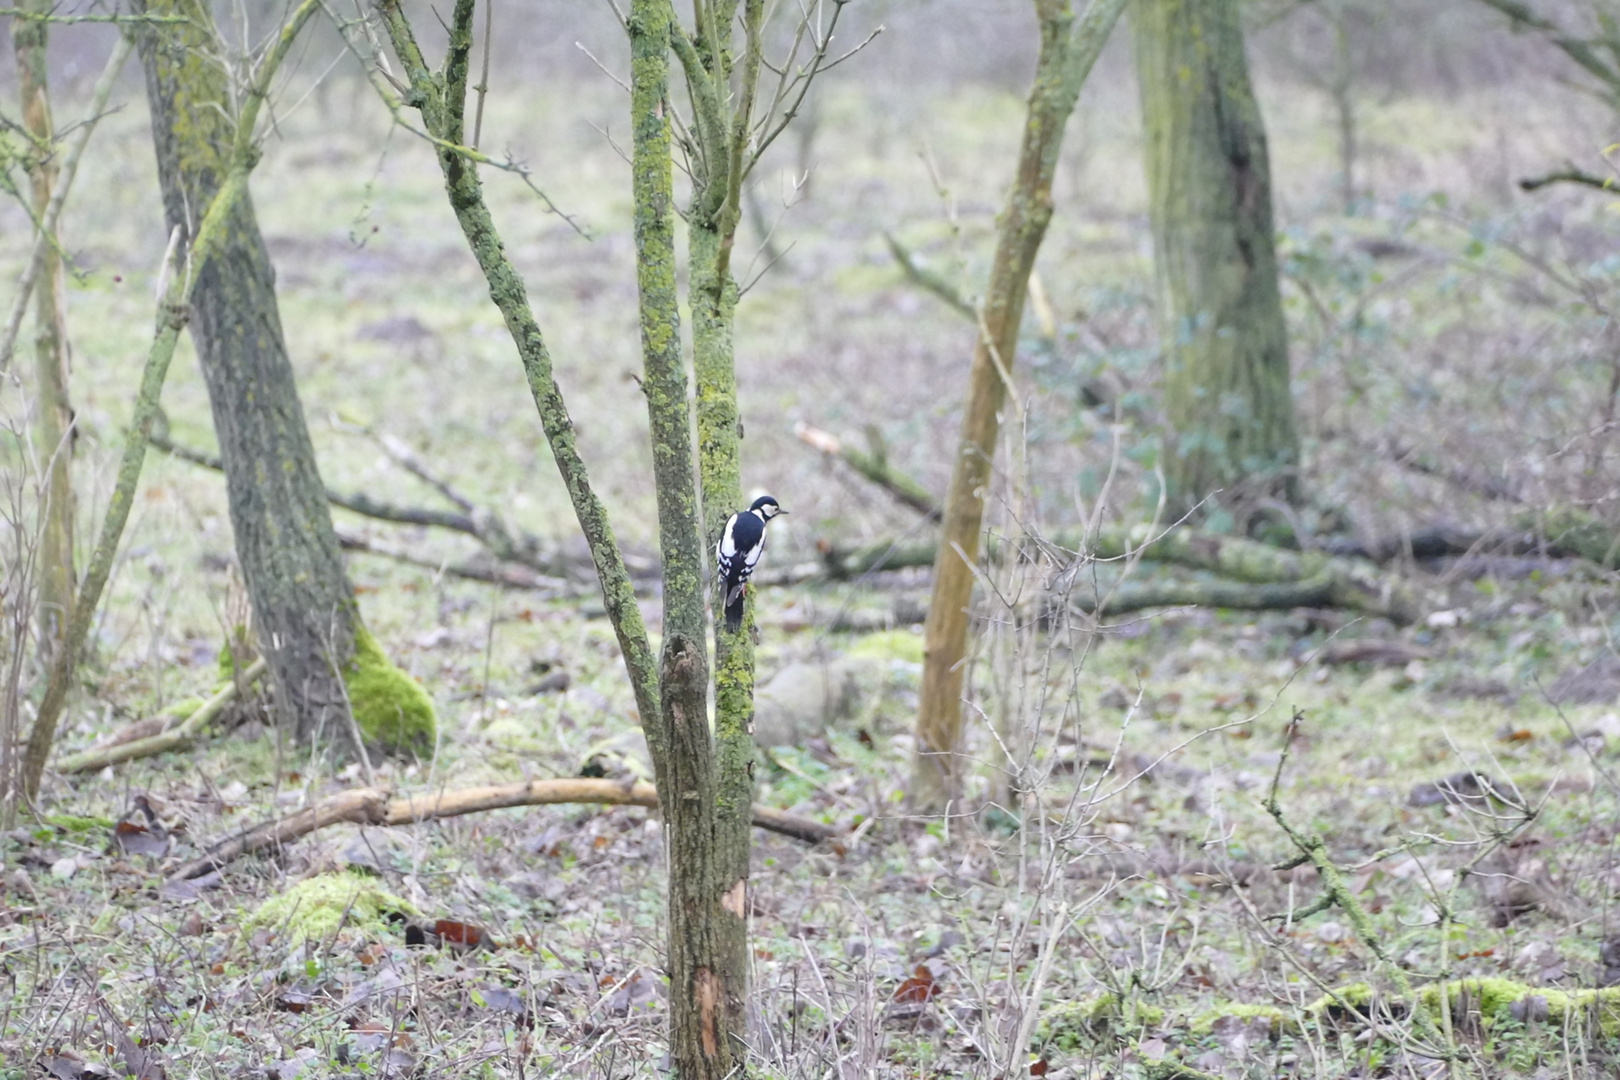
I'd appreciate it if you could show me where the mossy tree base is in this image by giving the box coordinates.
[344,628,436,760]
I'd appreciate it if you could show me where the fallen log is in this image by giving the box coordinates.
[56,658,268,774]
[805,524,1425,623]
[169,777,840,880]
[1085,526,1423,623]
[1072,574,1337,618]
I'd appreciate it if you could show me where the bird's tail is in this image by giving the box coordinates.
[724,583,745,634]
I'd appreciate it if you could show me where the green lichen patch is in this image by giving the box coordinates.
[217,624,256,685]
[42,813,118,834]
[345,627,437,760]
[242,869,414,947]
[164,697,206,723]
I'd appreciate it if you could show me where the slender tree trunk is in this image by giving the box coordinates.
[135,0,369,749]
[689,142,756,1080]
[631,2,750,1068]
[913,0,1127,811]
[684,3,762,1065]
[12,1,76,669]
[1133,0,1300,521]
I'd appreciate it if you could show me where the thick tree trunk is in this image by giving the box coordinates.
[913,0,1127,811]
[136,0,361,749]
[1133,0,1300,520]
[18,0,322,805]
[12,2,76,668]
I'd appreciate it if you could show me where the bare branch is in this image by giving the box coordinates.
[1519,166,1617,191]
[169,777,840,880]
[55,658,267,774]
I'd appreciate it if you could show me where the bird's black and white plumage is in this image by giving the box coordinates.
[716,495,786,633]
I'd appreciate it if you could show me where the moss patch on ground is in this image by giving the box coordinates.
[242,870,414,947]
[1304,979,1620,1038]
[345,626,437,759]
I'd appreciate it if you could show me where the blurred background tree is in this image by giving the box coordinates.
[1134,0,1300,529]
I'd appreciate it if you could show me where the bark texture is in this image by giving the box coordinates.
[137,0,362,748]
[12,1,76,668]
[914,0,1127,810]
[679,2,767,1068]
[1133,0,1300,518]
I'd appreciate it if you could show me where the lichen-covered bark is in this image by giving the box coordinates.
[689,208,754,1080]
[378,0,757,1066]
[374,0,662,737]
[1133,0,1300,518]
[11,0,75,669]
[682,3,762,1060]
[137,0,365,750]
[914,0,1128,810]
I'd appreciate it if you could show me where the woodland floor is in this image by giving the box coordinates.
[6,9,1620,1076]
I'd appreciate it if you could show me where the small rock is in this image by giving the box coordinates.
[525,670,570,695]
[1315,921,1349,944]
[50,856,78,881]
[753,658,862,748]
[1509,995,1550,1023]
[1408,771,1513,808]
[413,626,453,650]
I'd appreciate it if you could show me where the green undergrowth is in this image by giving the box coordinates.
[1038,982,1620,1070]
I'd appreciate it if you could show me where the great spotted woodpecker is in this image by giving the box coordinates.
[716,495,786,633]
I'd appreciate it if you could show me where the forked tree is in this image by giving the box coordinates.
[914,0,1128,810]
[1133,0,1300,521]
[367,0,853,1072]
